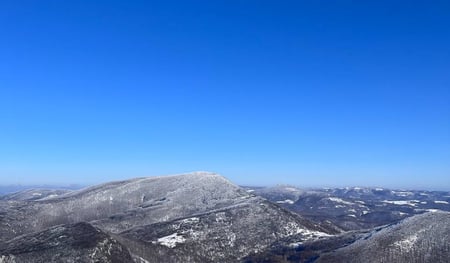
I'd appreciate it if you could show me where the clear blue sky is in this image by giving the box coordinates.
[1,1,449,189]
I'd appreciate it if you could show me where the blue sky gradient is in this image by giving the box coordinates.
[1,1,449,189]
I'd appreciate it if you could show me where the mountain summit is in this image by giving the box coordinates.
[2,172,448,262]
[0,172,332,262]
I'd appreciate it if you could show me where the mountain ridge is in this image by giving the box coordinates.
[1,171,338,262]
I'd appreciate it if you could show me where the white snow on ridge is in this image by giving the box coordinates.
[180,217,200,224]
[284,222,330,239]
[382,200,419,206]
[328,197,354,205]
[42,194,59,199]
[155,233,186,248]
[288,241,303,248]
[434,200,449,204]
[287,226,331,248]
[393,191,413,197]
[276,199,294,204]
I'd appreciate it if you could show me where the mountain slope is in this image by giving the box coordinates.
[317,211,450,263]
[249,185,450,231]
[0,172,251,239]
[244,211,450,263]
[0,171,337,263]
[0,189,72,201]
[0,222,133,263]
[117,197,331,263]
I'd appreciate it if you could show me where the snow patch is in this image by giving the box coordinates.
[276,199,294,204]
[215,212,227,223]
[288,241,303,248]
[434,200,449,204]
[382,200,419,206]
[283,222,330,239]
[328,197,354,205]
[394,234,418,251]
[133,255,151,263]
[180,217,200,224]
[393,191,413,197]
[156,233,186,248]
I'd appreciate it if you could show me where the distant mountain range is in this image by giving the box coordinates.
[245,211,450,263]
[0,185,83,196]
[0,172,449,262]
[244,185,450,231]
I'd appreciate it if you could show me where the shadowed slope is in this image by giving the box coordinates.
[0,222,133,263]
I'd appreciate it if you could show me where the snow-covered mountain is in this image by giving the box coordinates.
[1,172,250,239]
[317,211,450,263]
[247,185,450,231]
[0,189,72,201]
[0,172,334,262]
[245,211,450,262]
[1,174,449,262]
[117,198,331,262]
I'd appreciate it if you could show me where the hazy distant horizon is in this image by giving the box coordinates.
[1,171,449,192]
